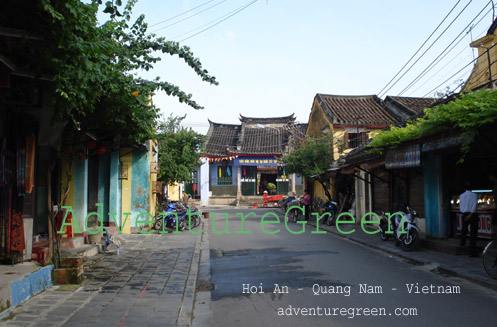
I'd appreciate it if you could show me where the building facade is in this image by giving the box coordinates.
[201,114,306,206]
[305,94,399,203]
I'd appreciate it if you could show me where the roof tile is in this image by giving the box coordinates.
[317,94,397,126]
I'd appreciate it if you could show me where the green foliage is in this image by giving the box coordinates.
[156,115,205,185]
[281,135,334,178]
[369,89,497,156]
[267,182,276,190]
[39,0,218,144]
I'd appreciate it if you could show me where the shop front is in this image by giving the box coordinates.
[446,153,496,239]
[236,157,288,196]
[421,127,497,239]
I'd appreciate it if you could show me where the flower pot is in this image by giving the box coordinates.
[88,231,103,244]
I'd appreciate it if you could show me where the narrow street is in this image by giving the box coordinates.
[2,207,497,327]
[209,208,497,327]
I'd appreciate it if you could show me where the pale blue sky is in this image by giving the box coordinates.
[124,0,494,133]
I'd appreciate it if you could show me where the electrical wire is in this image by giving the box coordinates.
[151,0,228,33]
[407,27,487,96]
[177,0,258,42]
[379,0,480,98]
[377,0,463,97]
[150,0,217,28]
[422,44,497,97]
[407,50,471,96]
[397,5,492,96]
[460,54,497,89]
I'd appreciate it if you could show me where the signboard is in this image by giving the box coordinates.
[455,212,496,239]
[236,157,280,166]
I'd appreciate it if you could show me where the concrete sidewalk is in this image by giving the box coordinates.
[274,208,497,291]
[2,221,206,327]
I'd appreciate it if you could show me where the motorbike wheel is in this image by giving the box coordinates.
[379,230,390,241]
[326,214,333,226]
[401,229,419,251]
[154,219,163,232]
[293,210,297,223]
[483,240,497,280]
[178,220,186,231]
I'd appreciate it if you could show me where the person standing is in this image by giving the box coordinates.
[302,189,311,221]
[459,182,479,257]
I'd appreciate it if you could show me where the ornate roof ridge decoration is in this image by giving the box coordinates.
[316,93,397,126]
[203,114,298,157]
[207,119,242,127]
[239,113,296,124]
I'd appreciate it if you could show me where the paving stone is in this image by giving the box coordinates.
[30,323,59,327]
[2,231,203,327]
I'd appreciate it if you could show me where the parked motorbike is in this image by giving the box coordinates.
[154,202,187,231]
[175,201,201,228]
[321,200,338,226]
[378,205,420,251]
[286,199,304,223]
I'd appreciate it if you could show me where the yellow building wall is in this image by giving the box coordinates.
[464,33,497,91]
[313,179,334,202]
[149,140,157,218]
[120,148,133,234]
[305,98,335,203]
[306,98,334,140]
[168,183,180,201]
[305,96,385,204]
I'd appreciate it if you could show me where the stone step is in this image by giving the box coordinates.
[61,244,100,257]
[60,236,84,249]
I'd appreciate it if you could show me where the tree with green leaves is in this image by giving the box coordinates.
[281,135,335,200]
[32,0,217,267]
[156,115,205,186]
[369,89,497,161]
[40,0,218,144]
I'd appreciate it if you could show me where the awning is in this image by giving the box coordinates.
[385,144,421,169]
[421,135,472,152]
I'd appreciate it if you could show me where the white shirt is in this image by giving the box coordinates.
[459,190,478,213]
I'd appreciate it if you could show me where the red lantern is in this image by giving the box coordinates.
[85,141,96,150]
[95,146,106,155]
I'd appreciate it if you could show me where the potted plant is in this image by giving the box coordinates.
[267,182,276,194]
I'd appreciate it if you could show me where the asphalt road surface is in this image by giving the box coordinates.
[208,208,497,327]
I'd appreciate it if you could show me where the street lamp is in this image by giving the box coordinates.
[255,123,281,153]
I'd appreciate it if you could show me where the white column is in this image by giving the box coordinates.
[291,173,296,193]
[237,166,242,196]
[199,158,210,205]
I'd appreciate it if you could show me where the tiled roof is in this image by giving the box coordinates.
[203,121,241,156]
[386,96,437,116]
[234,126,286,154]
[239,114,295,124]
[317,94,397,126]
[203,116,299,156]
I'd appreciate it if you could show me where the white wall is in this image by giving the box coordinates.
[199,157,210,205]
